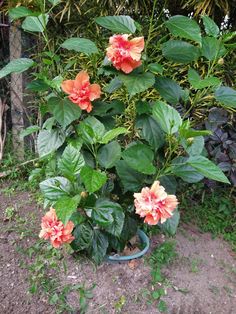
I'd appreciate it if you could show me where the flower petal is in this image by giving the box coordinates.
[74,71,89,89]
[129,37,144,60]
[89,84,101,101]
[61,80,74,94]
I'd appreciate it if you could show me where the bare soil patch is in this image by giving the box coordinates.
[0,185,235,314]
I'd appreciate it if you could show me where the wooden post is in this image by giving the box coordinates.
[9,24,24,160]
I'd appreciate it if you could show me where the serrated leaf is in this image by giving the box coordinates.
[122,143,156,175]
[98,141,121,169]
[71,223,93,251]
[165,15,201,43]
[39,177,72,201]
[0,58,34,79]
[215,86,236,108]
[118,72,155,97]
[22,14,49,32]
[47,97,81,128]
[55,196,79,225]
[80,166,107,193]
[20,125,40,139]
[95,15,136,33]
[187,156,230,183]
[155,77,185,104]
[9,6,33,21]
[201,37,226,61]
[152,101,182,134]
[60,38,98,55]
[188,68,221,89]
[202,15,219,37]
[37,129,65,157]
[171,157,204,183]
[58,145,85,181]
[100,127,127,144]
[162,40,200,63]
[89,229,108,264]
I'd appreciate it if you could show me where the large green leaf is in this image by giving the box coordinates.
[159,209,180,235]
[39,177,72,201]
[104,77,123,93]
[37,129,66,157]
[171,157,204,183]
[136,115,165,151]
[48,97,81,128]
[60,38,98,55]
[9,6,33,21]
[80,166,107,193]
[122,143,156,175]
[22,14,49,32]
[154,77,184,104]
[26,79,49,92]
[92,205,114,227]
[165,15,201,43]
[159,176,177,194]
[115,160,146,192]
[182,136,205,156]
[58,145,85,181]
[188,68,221,89]
[0,58,34,79]
[152,101,182,134]
[55,196,79,225]
[162,40,200,63]
[100,127,127,144]
[98,141,121,169]
[71,223,94,251]
[201,37,226,61]
[82,116,105,141]
[89,229,108,264]
[118,72,155,97]
[106,206,125,237]
[215,86,236,108]
[202,16,219,38]
[95,15,136,33]
[20,125,40,139]
[187,156,230,183]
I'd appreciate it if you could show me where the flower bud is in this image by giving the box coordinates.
[218,58,224,65]
[80,191,88,198]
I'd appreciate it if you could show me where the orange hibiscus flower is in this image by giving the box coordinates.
[106,34,144,74]
[134,181,178,225]
[39,207,74,248]
[61,71,101,113]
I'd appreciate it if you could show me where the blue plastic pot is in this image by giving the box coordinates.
[106,229,150,263]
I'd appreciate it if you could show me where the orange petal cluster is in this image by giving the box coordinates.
[106,34,144,74]
[39,207,74,248]
[134,181,178,225]
[61,71,101,113]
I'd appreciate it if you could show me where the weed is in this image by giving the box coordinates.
[3,206,17,220]
[114,295,126,313]
[190,258,201,273]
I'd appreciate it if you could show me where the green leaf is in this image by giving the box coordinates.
[55,196,79,225]
[188,68,221,89]
[136,115,165,151]
[71,223,93,251]
[48,0,61,6]
[60,38,98,55]
[122,143,156,175]
[22,14,49,32]
[98,141,121,169]
[152,101,182,134]
[89,229,108,264]
[147,63,163,74]
[92,206,114,227]
[201,37,226,61]
[202,15,219,37]
[179,128,211,138]
[162,40,200,63]
[159,176,177,194]
[26,79,49,91]
[37,129,65,157]
[0,58,34,79]
[182,136,205,156]
[92,100,125,117]
[39,177,72,201]
[20,125,40,139]
[165,15,201,43]
[171,157,204,183]
[82,116,105,142]
[80,166,107,193]
[215,86,236,108]
[115,160,146,192]
[100,127,127,144]
[104,77,122,93]
[95,15,136,34]
[106,205,125,237]
[118,72,155,97]
[9,6,33,21]
[187,156,230,183]
[160,209,180,236]
[58,145,85,181]
[154,77,185,104]
[48,97,81,128]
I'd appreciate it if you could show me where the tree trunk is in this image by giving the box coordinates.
[9,24,24,161]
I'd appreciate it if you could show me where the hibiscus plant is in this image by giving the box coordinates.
[2,11,233,264]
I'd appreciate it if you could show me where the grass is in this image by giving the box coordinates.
[180,185,236,251]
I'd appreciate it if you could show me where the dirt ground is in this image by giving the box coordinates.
[0,185,235,314]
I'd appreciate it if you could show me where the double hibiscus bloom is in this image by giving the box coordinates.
[61,34,144,113]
